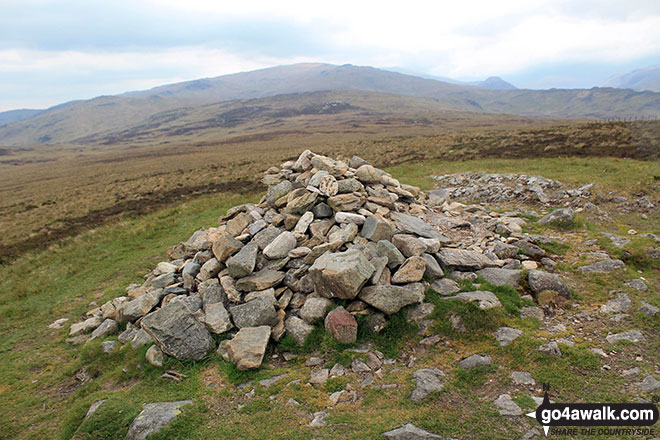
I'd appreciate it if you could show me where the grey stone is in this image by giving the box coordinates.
[625,279,648,291]
[151,272,177,289]
[377,240,406,268]
[392,234,428,258]
[636,375,660,392]
[309,368,329,384]
[182,262,200,290]
[327,193,365,212]
[476,268,522,287]
[335,211,366,225]
[101,341,118,353]
[359,284,425,315]
[313,202,333,218]
[382,423,443,439]
[430,278,460,296]
[511,371,535,385]
[360,216,393,242]
[309,250,375,299]
[84,399,106,420]
[454,290,502,310]
[230,296,278,328]
[355,164,382,183]
[520,306,544,320]
[578,259,625,274]
[141,301,215,361]
[146,345,165,367]
[436,249,494,270]
[528,270,571,298]
[603,233,630,248]
[352,358,371,373]
[539,341,562,356]
[293,212,314,235]
[410,368,445,402]
[494,394,522,416]
[391,256,426,284]
[390,212,447,240]
[204,302,233,334]
[259,373,288,388]
[253,226,282,250]
[125,400,193,440]
[458,354,492,369]
[606,330,645,344]
[493,241,519,259]
[309,411,328,427]
[600,292,631,313]
[130,328,154,349]
[495,327,523,346]
[640,302,659,316]
[285,316,314,345]
[235,269,285,291]
[422,254,444,279]
[69,316,103,337]
[537,208,574,225]
[337,178,364,194]
[300,296,333,323]
[89,318,118,341]
[328,223,358,243]
[266,180,293,205]
[226,242,258,278]
[219,326,271,370]
[263,231,297,260]
[512,240,545,259]
[198,258,222,280]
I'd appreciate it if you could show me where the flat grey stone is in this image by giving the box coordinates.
[226,242,258,278]
[458,354,492,369]
[494,393,522,416]
[359,284,425,315]
[309,250,375,299]
[204,302,233,334]
[230,296,278,328]
[528,270,571,298]
[284,315,314,345]
[436,248,494,270]
[430,278,460,296]
[539,341,562,356]
[454,290,502,310]
[600,292,631,313]
[410,368,445,402]
[495,327,523,346]
[511,371,535,385]
[309,368,329,384]
[537,208,574,225]
[382,423,443,439]
[377,240,406,268]
[640,302,659,316]
[625,279,648,291]
[235,269,285,291]
[606,330,645,344]
[125,400,193,440]
[259,373,288,388]
[579,259,625,273]
[89,318,118,340]
[636,375,660,392]
[360,215,394,241]
[219,326,271,370]
[309,411,328,427]
[263,231,297,260]
[390,212,448,240]
[299,296,332,323]
[476,268,522,287]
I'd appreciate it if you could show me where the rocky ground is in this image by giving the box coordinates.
[47,152,660,439]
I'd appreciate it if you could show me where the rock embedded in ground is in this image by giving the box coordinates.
[511,371,535,385]
[141,301,215,361]
[600,292,631,314]
[146,345,165,367]
[625,279,648,291]
[528,270,571,298]
[430,278,460,296]
[125,400,193,440]
[578,259,625,274]
[309,368,329,384]
[606,330,645,344]
[308,411,328,427]
[494,327,523,346]
[640,302,659,316]
[539,341,562,357]
[219,326,271,370]
[454,290,502,310]
[359,284,425,315]
[410,368,445,402]
[537,208,574,225]
[285,316,314,345]
[476,268,522,287]
[458,354,492,369]
[309,250,375,299]
[324,306,358,344]
[494,394,522,416]
[89,318,118,340]
[101,341,117,353]
[382,423,443,439]
[636,375,660,392]
[299,296,332,323]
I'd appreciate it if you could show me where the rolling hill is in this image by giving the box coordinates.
[1,63,659,146]
[604,65,660,92]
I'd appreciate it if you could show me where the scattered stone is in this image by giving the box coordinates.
[125,400,193,440]
[410,368,445,402]
[494,394,522,416]
[528,270,571,298]
[539,341,562,357]
[578,259,625,274]
[48,318,69,329]
[352,358,371,373]
[359,284,425,315]
[537,208,574,225]
[495,327,523,346]
[309,411,328,427]
[600,292,631,314]
[436,249,494,270]
[625,279,648,291]
[458,354,492,369]
[640,302,659,316]
[476,268,522,287]
[511,371,535,385]
[520,306,544,320]
[146,345,165,367]
[606,330,645,344]
[430,278,460,296]
[101,340,117,354]
[309,368,329,384]
[285,316,314,345]
[636,375,660,392]
[453,290,502,310]
[382,423,443,440]
[521,261,537,270]
[89,318,118,341]
[259,373,288,388]
[219,326,271,370]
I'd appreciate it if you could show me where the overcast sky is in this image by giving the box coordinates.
[1,0,660,111]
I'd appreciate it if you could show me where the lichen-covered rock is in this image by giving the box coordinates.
[324,306,358,344]
[358,284,424,314]
[309,250,375,299]
[219,326,271,370]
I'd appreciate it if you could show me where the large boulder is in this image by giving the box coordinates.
[219,326,271,370]
[309,250,375,299]
[141,301,215,361]
[476,268,522,287]
[359,284,425,315]
[528,270,571,298]
[578,259,625,274]
[229,296,279,328]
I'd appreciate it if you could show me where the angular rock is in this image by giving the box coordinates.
[360,216,393,242]
[640,302,659,316]
[538,208,574,225]
[382,423,443,440]
[606,330,645,344]
[436,249,494,270]
[141,301,215,361]
[539,341,562,356]
[454,290,502,310]
[263,231,297,260]
[494,327,522,346]
[494,394,522,416]
[130,328,154,349]
[391,256,426,284]
[421,254,443,279]
[578,259,625,274]
[392,234,427,258]
[636,375,660,392]
[300,296,333,323]
[146,345,165,367]
[458,354,492,369]
[327,193,365,212]
[204,302,233,333]
[512,240,545,259]
[324,306,358,344]
[226,242,258,278]
[266,180,293,206]
[600,292,631,313]
[430,278,460,296]
[101,341,118,353]
[511,371,535,385]
[285,316,314,345]
[230,296,279,328]
[309,250,375,299]
[285,191,318,215]
[309,411,328,427]
[476,268,522,287]
[212,232,244,263]
[235,269,285,291]
[220,326,271,370]
[359,284,424,315]
[377,240,406,268]
[528,270,571,298]
[69,316,103,337]
[410,368,445,402]
[89,318,118,341]
[625,279,648,291]
[126,400,193,440]
[309,368,329,384]
[390,212,447,240]
[253,226,282,250]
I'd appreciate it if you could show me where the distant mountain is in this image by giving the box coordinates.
[604,65,660,92]
[0,109,44,126]
[384,67,517,90]
[1,63,659,146]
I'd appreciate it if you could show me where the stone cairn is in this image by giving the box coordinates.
[68,150,566,370]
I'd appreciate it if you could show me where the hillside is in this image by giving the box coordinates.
[0,109,44,125]
[604,65,660,92]
[1,63,660,146]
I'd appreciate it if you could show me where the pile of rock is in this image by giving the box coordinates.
[67,151,570,370]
